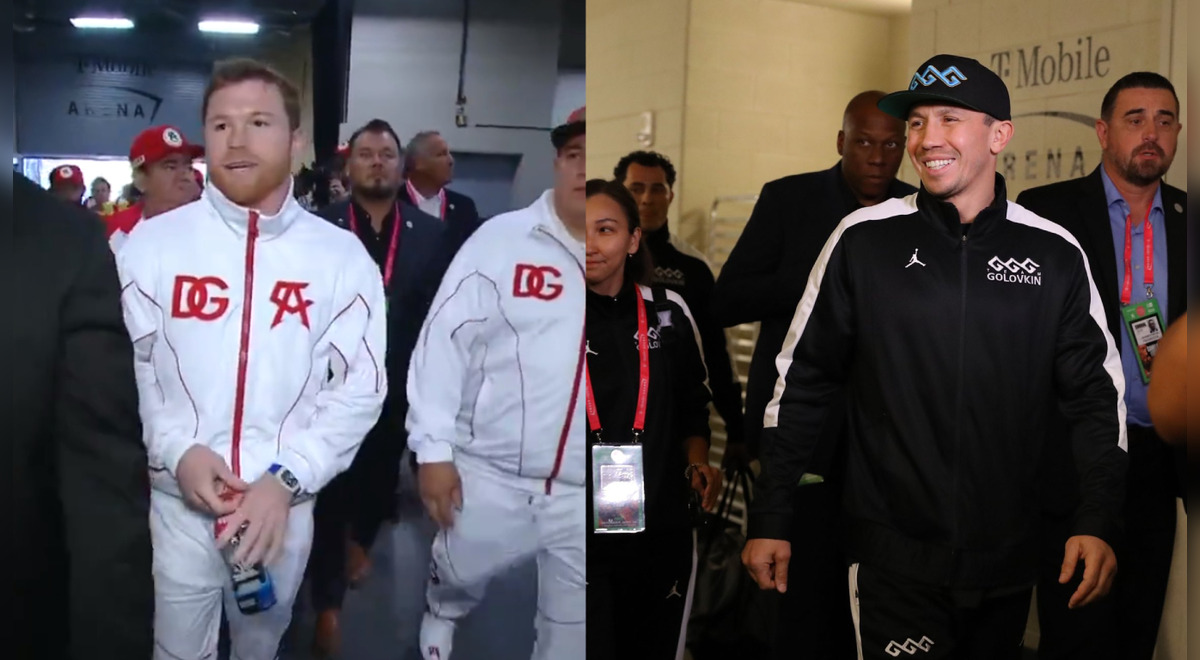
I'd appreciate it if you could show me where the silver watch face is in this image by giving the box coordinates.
[279,469,299,491]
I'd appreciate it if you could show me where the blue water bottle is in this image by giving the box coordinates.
[219,520,277,614]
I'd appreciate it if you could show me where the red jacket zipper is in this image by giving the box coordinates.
[545,329,586,494]
[230,212,260,477]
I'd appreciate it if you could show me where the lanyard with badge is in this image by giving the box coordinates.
[406,180,447,220]
[586,292,649,534]
[1120,206,1163,384]
[348,203,402,312]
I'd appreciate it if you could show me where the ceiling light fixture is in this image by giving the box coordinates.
[70,17,135,29]
[198,20,260,35]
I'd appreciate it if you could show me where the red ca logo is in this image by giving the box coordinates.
[270,281,314,329]
[171,275,230,321]
[513,264,563,301]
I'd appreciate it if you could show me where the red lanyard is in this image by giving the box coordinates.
[348,203,403,291]
[1120,205,1155,305]
[406,180,447,220]
[585,289,650,442]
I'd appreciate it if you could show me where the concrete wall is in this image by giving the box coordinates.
[677,0,904,249]
[345,0,565,208]
[585,0,690,186]
[553,69,587,128]
[584,0,910,251]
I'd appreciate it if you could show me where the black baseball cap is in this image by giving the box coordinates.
[879,54,1011,121]
[551,106,585,149]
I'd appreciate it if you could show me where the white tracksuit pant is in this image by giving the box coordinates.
[150,489,314,660]
[422,455,586,659]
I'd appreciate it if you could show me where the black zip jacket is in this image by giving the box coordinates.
[587,282,712,557]
[751,174,1127,589]
[644,227,745,445]
[320,198,449,427]
[712,162,916,458]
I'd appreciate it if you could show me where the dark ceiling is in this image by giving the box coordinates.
[14,0,330,31]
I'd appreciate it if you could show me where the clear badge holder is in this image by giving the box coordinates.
[591,443,647,533]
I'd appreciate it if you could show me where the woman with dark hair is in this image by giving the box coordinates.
[585,178,721,660]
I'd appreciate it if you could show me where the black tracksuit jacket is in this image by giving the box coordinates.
[586,282,712,556]
[751,174,1127,589]
[644,227,746,446]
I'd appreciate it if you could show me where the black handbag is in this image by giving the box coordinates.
[687,467,778,659]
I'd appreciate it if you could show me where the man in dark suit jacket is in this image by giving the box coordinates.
[307,119,452,656]
[10,174,153,660]
[404,130,484,249]
[711,91,916,660]
[1016,72,1185,660]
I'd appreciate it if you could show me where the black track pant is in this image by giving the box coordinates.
[773,481,856,659]
[587,528,696,660]
[849,563,1031,660]
[1036,424,1177,660]
[307,425,404,611]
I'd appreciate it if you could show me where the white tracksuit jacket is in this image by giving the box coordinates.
[407,189,586,491]
[116,183,388,495]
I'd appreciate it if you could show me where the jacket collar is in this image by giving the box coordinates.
[533,189,584,267]
[645,222,672,251]
[917,172,1009,237]
[204,179,304,240]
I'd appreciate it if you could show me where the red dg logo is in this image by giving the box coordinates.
[513,264,563,301]
[171,275,230,321]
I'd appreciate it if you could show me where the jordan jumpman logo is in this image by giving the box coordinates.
[666,580,682,599]
[905,248,927,268]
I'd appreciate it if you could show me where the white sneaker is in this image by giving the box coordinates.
[420,612,455,660]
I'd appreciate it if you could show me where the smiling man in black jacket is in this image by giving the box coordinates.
[742,55,1127,660]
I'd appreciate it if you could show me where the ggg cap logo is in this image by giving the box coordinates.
[910,65,969,90]
[163,127,184,147]
[58,166,75,179]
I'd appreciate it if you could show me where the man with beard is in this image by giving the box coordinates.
[105,125,206,252]
[404,130,483,249]
[1017,72,1186,660]
[408,106,587,660]
[309,118,446,657]
[115,58,387,660]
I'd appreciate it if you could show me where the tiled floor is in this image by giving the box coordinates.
[279,460,539,660]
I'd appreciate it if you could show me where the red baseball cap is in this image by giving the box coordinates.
[551,106,585,149]
[130,125,204,169]
[49,164,85,188]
